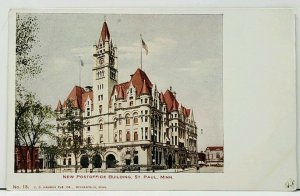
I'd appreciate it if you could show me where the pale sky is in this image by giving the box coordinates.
[21,13,223,151]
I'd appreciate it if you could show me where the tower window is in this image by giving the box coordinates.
[145,127,148,140]
[99,105,102,114]
[130,101,133,106]
[119,130,122,142]
[100,134,103,143]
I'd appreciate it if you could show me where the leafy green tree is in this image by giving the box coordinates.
[16,14,41,82]
[57,99,106,173]
[15,93,55,173]
[57,99,85,173]
[14,14,55,173]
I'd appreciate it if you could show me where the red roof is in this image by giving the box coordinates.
[141,79,150,95]
[163,90,178,112]
[159,92,166,103]
[99,21,110,43]
[112,68,152,100]
[60,86,93,111]
[206,146,223,151]
[181,105,191,118]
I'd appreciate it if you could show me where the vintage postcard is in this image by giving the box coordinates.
[6,8,296,191]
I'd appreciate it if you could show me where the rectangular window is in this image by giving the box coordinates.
[145,110,148,114]
[87,126,90,131]
[130,101,133,106]
[63,158,66,165]
[100,95,103,101]
[100,134,103,143]
[175,136,177,145]
[68,158,71,165]
[141,99,143,104]
[119,114,122,125]
[145,127,148,140]
[145,117,148,122]
[141,128,144,140]
[114,134,117,142]
[99,105,102,114]
[145,99,148,103]
[98,95,100,101]
[119,130,122,142]
[87,108,90,117]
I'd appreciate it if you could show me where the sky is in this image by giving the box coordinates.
[21,13,223,151]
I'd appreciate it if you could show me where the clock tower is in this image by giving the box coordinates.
[92,20,118,115]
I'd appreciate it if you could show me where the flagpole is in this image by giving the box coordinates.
[79,56,82,87]
[140,34,143,70]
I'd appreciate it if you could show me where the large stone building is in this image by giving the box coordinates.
[55,21,198,170]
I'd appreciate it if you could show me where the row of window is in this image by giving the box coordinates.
[97,84,104,90]
[113,128,149,142]
[113,98,149,108]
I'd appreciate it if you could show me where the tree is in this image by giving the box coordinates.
[57,99,85,173]
[16,14,41,82]
[15,93,55,173]
[15,14,45,173]
[40,144,64,173]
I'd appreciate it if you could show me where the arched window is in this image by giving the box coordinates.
[125,114,130,125]
[126,131,130,141]
[99,121,103,130]
[133,112,138,124]
[134,132,138,141]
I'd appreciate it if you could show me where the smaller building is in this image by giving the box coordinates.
[15,146,40,172]
[204,146,223,164]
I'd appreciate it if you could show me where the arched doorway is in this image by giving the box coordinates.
[106,154,116,168]
[92,154,102,168]
[168,154,173,169]
[80,155,89,168]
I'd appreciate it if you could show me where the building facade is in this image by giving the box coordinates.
[55,21,198,170]
[15,146,40,172]
[204,146,224,164]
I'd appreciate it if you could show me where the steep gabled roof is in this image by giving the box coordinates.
[111,68,153,102]
[130,68,152,96]
[61,86,93,111]
[159,92,166,103]
[141,79,150,95]
[99,21,110,43]
[163,89,178,112]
